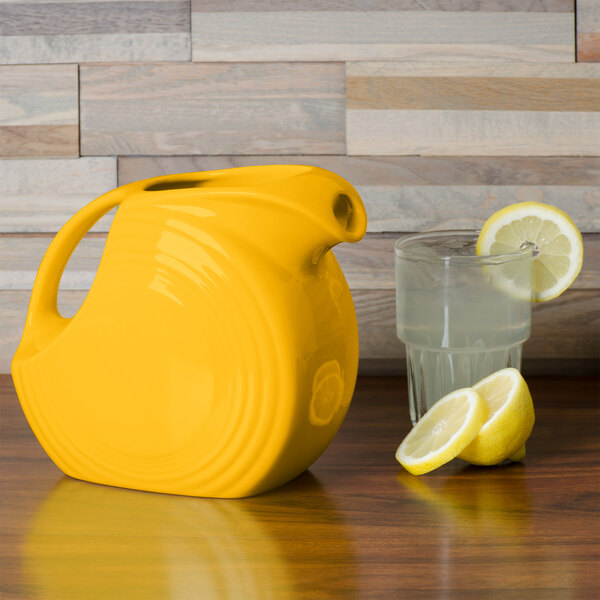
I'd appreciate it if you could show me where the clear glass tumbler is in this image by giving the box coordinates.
[395,230,533,424]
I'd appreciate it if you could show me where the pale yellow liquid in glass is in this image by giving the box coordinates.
[395,234,532,424]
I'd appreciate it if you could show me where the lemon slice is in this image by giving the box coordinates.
[396,388,487,476]
[477,201,583,302]
[458,368,534,466]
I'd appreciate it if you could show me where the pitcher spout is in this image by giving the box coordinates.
[141,165,367,273]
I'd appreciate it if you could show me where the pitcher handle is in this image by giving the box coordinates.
[23,187,125,352]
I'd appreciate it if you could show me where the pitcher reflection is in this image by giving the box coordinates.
[23,473,355,599]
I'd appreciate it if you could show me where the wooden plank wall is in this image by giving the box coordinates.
[1,1,599,374]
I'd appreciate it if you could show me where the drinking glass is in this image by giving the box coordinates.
[395,230,533,424]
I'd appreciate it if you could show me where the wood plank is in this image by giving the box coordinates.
[80,63,345,156]
[347,109,600,156]
[0,125,79,158]
[117,156,600,233]
[346,62,598,78]
[192,1,573,11]
[0,33,190,64]
[0,0,190,64]
[347,62,600,155]
[191,11,574,62]
[3,233,598,291]
[578,33,600,62]
[576,1,600,61]
[0,65,78,125]
[0,64,78,157]
[0,158,117,233]
[352,288,600,361]
[347,76,600,111]
[0,1,190,35]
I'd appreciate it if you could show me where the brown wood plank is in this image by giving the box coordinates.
[0,125,79,158]
[347,76,600,111]
[80,63,345,156]
[353,288,600,361]
[1,374,598,598]
[577,33,600,62]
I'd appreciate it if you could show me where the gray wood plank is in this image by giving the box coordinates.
[0,33,190,64]
[0,1,190,35]
[0,0,190,63]
[192,0,573,11]
[0,64,78,126]
[192,11,573,62]
[347,109,600,156]
[80,63,345,156]
[0,158,117,233]
[117,156,600,233]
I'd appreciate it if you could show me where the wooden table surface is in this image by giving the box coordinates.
[1,374,599,599]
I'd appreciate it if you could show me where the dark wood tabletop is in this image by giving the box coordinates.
[1,373,599,599]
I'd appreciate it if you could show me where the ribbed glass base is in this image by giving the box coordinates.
[406,343,523,425]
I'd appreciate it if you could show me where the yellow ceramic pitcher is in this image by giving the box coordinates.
[12,165,367,498]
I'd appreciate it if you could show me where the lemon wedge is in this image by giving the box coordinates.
[476,201,583,302]
[458,368,534,466]
[396,388,487,476]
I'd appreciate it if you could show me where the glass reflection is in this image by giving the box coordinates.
[397,464,532,539]
[22,473,355,599]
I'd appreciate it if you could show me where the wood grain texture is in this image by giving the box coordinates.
[80,63,345,156]
[0,0,190,64]
[1,374,598,598]
[347,62,600,156]
[577,0,600,62]
[0,33,191,64]
[0,64,78,157]
[347,109,600,156]
[0,125,79,157]
[191,11,574,62]
[192,1,573,11]
[118,155,600,233]
[0,1,190,35]
[353,288,600,361]
[2,233,598,291]
[347,76,600,111]
[0,158,117,233]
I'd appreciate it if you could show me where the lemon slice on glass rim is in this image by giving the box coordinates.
[476,201,583,302]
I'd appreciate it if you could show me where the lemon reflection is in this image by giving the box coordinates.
[397,465,532,539]
[23,474,353,599]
